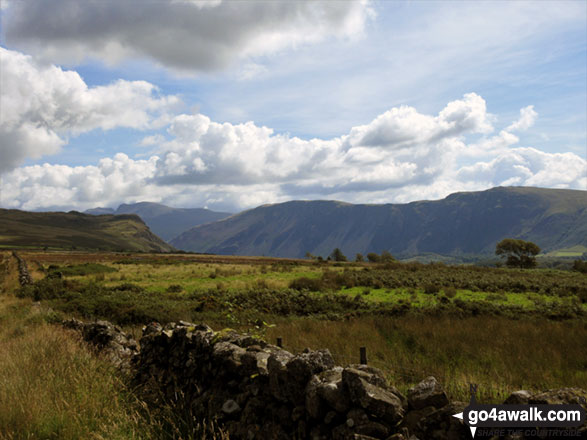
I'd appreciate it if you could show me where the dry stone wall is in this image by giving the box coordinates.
[13,252,33,286]
[63,318,587,440]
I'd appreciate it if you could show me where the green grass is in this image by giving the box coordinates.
[544,245,587,258]
[98,262,323,293]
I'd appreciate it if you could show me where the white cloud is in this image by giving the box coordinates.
[0,48,180,173]
[3,0,372,72]
[3,94,584,212]
[507,105,538,132]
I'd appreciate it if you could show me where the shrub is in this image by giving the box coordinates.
[423,283,440,294]
[572,260,587,274]
[443,286,457,298]
[289,277,322,291]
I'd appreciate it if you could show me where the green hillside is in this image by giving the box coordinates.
[170,186,587,258]
[0,209,175,252]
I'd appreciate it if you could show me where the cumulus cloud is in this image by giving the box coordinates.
[4,0,372,72]
[2,93,584,212]
[0,48,180,173]
[507,105,538,132]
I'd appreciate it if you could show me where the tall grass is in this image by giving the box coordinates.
[266,315,587,403]
[0,293,231,440]
[0,296,155,440]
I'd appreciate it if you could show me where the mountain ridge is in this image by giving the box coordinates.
[85,202,232,242]
[170,186,587,258]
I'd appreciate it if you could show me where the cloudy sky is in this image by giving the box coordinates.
[0,0,585,212]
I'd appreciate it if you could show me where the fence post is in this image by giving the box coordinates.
[276,337,283,348]
[360,346,367,365]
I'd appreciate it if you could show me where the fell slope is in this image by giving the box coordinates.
[0,209,174,252]
[86,202,231,242]
[171,187,587,258]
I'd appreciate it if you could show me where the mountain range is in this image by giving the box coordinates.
[85,202,231,241]
[170,187,587,259]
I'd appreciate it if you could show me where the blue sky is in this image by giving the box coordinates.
[0,0,585,212]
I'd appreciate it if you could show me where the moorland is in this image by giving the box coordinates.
[3,250,586,405]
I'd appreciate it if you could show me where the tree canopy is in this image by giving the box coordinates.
[495,238,541,268]
[330,248,347,262]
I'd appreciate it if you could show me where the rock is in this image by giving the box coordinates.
[241,350,271,376]
[142,321,163,337]
[408,377,449,410]
[325,410,339,425]
[317,367,351,413]
[62,318,84,331]
[343,367,406,424]
[306,367,350,419]
[413,401,469,440]
[355,420,389,438]
[529,387,587,407]
[222,399,241,415]
[268,349,294,402]
[306,375,326,419]
[285,349,335,405]
[212,341,246,373]
[504,390,532,405]
[65,319,138,371]
[400,406,437,434]
[346,408,369,427]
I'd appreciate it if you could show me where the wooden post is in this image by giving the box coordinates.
[277,337,283,348]
[360,346,367,365]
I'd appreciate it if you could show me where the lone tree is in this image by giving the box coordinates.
[380,250,395,263]
[495,238,540,268]
[330,248,347,262]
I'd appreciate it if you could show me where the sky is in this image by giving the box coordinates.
[0,0,585,213]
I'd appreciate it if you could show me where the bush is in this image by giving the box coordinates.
[423,283,441,294]
[572,260,587,274]
[443,286,457,298]
[289,277,322,291]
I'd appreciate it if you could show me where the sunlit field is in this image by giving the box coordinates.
[5,250,587,404]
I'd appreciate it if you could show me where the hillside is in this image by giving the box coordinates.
[170,186,587,258]
[86,202,231,242]
[0,209,174,252]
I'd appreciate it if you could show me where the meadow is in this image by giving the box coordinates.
[7,250,586,404]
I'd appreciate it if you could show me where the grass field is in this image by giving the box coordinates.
[5,249,585,405]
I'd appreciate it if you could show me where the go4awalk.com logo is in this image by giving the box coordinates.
[453,385,586,438]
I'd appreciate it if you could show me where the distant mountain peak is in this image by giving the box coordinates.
[86,201,232,242]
